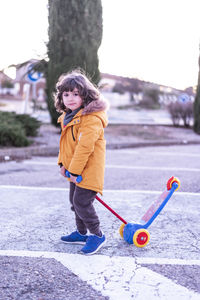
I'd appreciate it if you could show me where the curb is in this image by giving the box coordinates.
[0,146,59,162]
[1,140,200,162]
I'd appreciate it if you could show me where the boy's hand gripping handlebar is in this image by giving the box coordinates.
[65,170,83,183]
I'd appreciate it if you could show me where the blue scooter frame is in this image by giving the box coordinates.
[122,179,180,247]
[65,170,180,247]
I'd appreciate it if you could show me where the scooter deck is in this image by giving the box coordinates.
[141,190,170,223]
[139,183,178,229]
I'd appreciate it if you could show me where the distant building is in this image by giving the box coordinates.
[0,59,46,102]
[100,73,143,94]
[14,59,46,102]
[0,71,15,97]
[1,62,195,106]
[100,72,195,106]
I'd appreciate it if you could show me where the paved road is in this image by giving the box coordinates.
[0,144,200,299]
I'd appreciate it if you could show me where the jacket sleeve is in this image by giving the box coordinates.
[57,151,62,166]
[68,115,103,175]
[57,115,63,166]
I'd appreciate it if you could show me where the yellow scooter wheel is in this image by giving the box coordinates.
[133,229,150,247]
[119,223,125,238]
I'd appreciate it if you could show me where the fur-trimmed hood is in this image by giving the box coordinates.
[57,96,109,128]
[81,96,109,128]
[82,96,109,115]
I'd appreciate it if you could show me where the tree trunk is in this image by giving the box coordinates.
[47,0,103,126]
[193,50,200,134]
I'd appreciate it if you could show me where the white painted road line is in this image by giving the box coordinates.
[0,185,200,197]
[22,161,200,172]
[110,150,200,158]
[0,185,70,192]
[152,151,200,158]
[23,161,57,165]
[0,250,199,300]
[20,149,200,159]
[106,165,200,172]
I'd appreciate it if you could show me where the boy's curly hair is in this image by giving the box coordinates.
[54,69,100,112]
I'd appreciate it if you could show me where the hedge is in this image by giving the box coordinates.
[0,111,41,147]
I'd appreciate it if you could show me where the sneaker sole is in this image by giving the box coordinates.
[61,240,86,245]
[81,239,106,255]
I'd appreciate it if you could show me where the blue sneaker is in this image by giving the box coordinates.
[81,234,106,255]
[61,231,88,245]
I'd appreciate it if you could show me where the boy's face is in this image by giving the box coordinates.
[62,88,83,111]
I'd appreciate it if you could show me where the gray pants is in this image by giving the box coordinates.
[69,182,101,236]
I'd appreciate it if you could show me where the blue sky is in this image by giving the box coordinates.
[1,0,200,89]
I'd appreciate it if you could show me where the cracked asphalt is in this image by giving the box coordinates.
[0,256,108,300]
[0,141,200,299]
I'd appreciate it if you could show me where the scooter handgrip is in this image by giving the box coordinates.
[65,170,70,178]
[65,170,82,183]
[76,175,83,183]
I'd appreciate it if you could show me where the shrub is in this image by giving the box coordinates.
[15,114,41,136]
[0,123,30,147]
[167,101,193,127]
[0,111,41,147]
[138,88,160,109]
[0,111,16,123]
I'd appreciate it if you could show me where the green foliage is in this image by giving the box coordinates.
[47,0,103,125]
[15,114,41,136]
[0,123,30,147]
[0,111,41,147]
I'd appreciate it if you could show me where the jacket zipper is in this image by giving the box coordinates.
[71,126,75,141]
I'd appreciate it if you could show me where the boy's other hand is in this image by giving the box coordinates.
[69,174,78,183]
[60,166,67,177]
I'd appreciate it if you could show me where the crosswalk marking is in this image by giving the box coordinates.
[0,185,199,299]
[0,250,199,300]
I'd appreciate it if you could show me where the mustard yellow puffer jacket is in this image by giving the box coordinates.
[57,98,108,195]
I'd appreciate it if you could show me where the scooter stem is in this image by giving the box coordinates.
[95,195,127,225]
